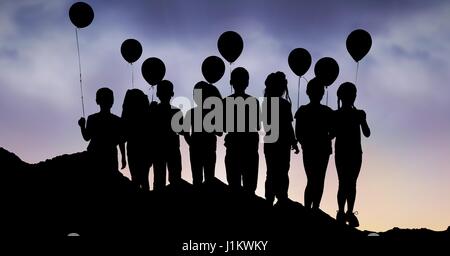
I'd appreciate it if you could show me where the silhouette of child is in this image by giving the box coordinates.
[121,89,152,190]
[334,82,370,227]
[262,72,299,205]
[184,81,223,186]
[78,87,126,173]
[223,67,260,193]
[152,80,183,190]
[294,78,333,210]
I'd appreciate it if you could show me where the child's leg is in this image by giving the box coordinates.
[242,149,259,194]
[203,149,216,183]
[225,148,241,190]
[153,159,167,191]
[128,154,139,186]
[347,153,362,213]
[138,160,151,191]
[190,147,203,186]
[277,145,291,201]
[131,149,151,191]
[313,153,329,209]
[168,149,182,185]
[303,151,314,209]
[335,153,347,213]
[264,144,275,203]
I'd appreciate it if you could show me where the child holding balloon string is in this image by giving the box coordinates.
[78,88,126,173]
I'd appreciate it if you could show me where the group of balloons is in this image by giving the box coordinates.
[125,30,244,88]
[69,1,165,106]
[70,1,371,111]
[202,31,244,85]
[69,2,245,94]
[288,29,372,106]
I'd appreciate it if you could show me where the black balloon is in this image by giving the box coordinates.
[141,57,166,86]
[314,57,339,87]
[346,29,372,62]
[288,48,312,77]
[69,2,94,29]
[121,39,143,64]
[202,56,225,84]
[217,31,244,63]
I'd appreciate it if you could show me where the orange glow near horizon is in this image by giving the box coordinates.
[109,137,450,233]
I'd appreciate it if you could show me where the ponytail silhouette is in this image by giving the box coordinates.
[334,81,370,227]
[337,82,356,110]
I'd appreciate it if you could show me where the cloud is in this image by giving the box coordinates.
[360,2,450,141]
[0,0,78,110]
[366,3,450,103]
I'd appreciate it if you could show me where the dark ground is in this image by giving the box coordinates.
[1,147,448,253]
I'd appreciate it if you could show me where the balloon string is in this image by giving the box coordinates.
[150,86,154,101]
[229,62,233,94]
[326,87,329,106]
[302,76,309,83]
[297,76,301,109]
[75,28,85,118]
[355,61,359,85]
[131,63,134,89]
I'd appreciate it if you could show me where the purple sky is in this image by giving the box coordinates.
[1,0,450,231]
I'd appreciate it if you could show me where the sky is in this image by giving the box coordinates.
[1,0,450,232]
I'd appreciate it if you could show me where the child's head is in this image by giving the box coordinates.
[306,78,325,103]
[96,87,114,110]
[193,81,207,105]
[156,80,174,103]
[264,71,289,100]
[337,82,357,108]
[122,89,149,118]
[193,81,221,106]
[230,67,249,93]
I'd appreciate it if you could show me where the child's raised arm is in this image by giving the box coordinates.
[180,109,191,145]
[78,117,91,141]
[360,110,371,138]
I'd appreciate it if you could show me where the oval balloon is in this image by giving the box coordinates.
[314,57,339,87]
[346,29,372,62]
[202,56,225,84]
[141,57,166,86]
[217,31,244,63]
[288,48,312,77]
[69,2,94,29]
[121,39,143,64]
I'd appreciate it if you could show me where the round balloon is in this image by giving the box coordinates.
[121,39,143,64]
[217,31,244,63]
[202,56,225,84]
[69,2,94,29]
[314,57,339,87]
[346,29,372,62]
[141,57,166,86]
[288,48,312,77]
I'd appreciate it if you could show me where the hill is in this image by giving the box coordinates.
[1,147,448,252]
